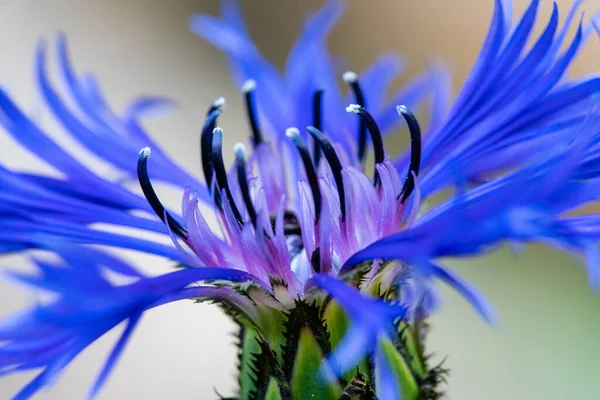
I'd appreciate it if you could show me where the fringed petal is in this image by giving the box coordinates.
[1,248,252,398]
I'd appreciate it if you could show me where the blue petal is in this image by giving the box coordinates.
[348,123,600,314]
[190,12,292,137]
[323,325,372,378]
[0,217,187,263]
[427,261,497,324]
[443,0,507,127]
[1,251,253,398]
[284,0,346,138]
[88,314,141,399]
[307,274,406,378]
[374,340,402,400]
[50,37,207,195]
[407,1,600,198]
[357,54,405,114]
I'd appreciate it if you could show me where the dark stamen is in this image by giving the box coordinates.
[200,98,225,195]
[312,89,324,168]
[286,128,322,222]
[270,210,301,235]
[212,127,245,226]
[283,226,302,235]
[346,104,385,185]
[344,71,367,163]
[306,126,346,220]
[397,105,422,202]
[137,148,187,238]
[242,79,264,146]
[283,210,299,225]
[234,143,257,226]
[310,247,321,273]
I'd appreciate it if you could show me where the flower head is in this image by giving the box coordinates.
[0,0,599,398]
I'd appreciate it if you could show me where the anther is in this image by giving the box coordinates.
[242,79,264,146]
[312,89,324,168]
[234,143,257,226]
[137,148,187,238]
[343,71,367,163]
[212,127,245,226]
[286,128,322,222]
[346,104,385,185]
[306,126,346,220]
[396,105,422,202]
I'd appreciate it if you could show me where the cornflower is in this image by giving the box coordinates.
[0,1,599,398]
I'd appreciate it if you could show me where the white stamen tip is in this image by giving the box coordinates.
[233,143,247,158]
[343,71,358,83]
[346,104,361,114]
[242,79,257,93]
[139,147,151,157]
[285,127,300,139]
[212,126,223,136]
[213,96,226,108]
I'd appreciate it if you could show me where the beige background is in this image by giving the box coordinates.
[0,1,599,398]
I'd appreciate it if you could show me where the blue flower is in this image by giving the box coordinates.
[0,0,599,398]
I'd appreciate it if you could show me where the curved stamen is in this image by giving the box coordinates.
[343,71,367,163]
[397,105,422,202]
[137,148,187,238]
[200,98,225,195]
[312,89,324,168]
[212,127,245,226]
[346,104,385,185]
[286,128,322,222]
[233,143,257,226]
[306,126,346,220]
[242,79,264,146]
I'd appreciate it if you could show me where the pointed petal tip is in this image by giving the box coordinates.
[55,31,68,47]
[188,14,208,33]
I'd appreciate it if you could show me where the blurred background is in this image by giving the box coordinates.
[0,0,599,398]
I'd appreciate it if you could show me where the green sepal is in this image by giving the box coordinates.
[322,300,347,349]
[339,262,372,288]
[417,359,449,400]
[398,322,425,378]
[237,327,262,400]
[290,327,341,400]
[249,339,290,400]
[339,368,376,400]
[281,300,331,380]
[265,378,283,400]
[241,282,287,360]
[375,337,419,400]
